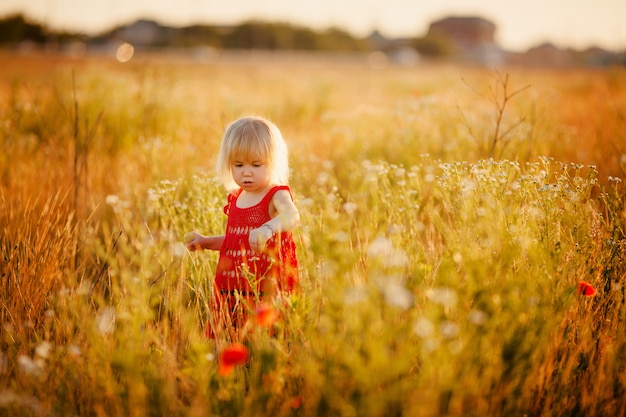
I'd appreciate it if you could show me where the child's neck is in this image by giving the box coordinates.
[236,184,272,208]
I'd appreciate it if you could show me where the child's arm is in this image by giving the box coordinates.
[184,231,224,251]
[249,189,300,252]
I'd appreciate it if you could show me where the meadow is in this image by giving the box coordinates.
[1,50,625,416]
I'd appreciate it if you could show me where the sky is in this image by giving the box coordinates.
[1,0,625,52]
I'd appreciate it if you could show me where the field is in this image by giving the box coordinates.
[1,50,625,416]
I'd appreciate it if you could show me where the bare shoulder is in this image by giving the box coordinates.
[273,187,293,201]
[272,189,295,208]
[270,188,299,218]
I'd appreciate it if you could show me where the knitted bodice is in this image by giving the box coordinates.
[214,185,299,298]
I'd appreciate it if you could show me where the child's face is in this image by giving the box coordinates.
[231,156,271,193]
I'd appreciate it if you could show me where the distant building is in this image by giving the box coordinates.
[427,16,505,66]
[114,19,170,47]
[518,42,573,67]
[581,46,621,66]
[365,30,420,65]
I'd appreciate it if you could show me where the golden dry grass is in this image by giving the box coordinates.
[0,50,625,417]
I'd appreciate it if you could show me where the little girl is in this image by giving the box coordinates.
[185,116,300,340]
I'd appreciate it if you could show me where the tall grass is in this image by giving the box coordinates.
[0,52,625,416]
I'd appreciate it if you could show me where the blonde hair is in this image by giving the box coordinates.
[216,116,290,191]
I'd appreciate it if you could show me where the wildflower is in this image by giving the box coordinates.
[425,287,458,308]
[254,303,278,328]
[440,321,460,339]
[343,202,358,216]
[35,342,52,359]
[413,317,435,338]
[331,231,349,242]
[538,183,558,192]
[67,344,81,357]
[218,343,249,376]
[146,189,159,203]
[105,194,120,206]
[468,309,488,325]
[170,242,187,258]
[383,282,413,310]
[316,172,330,185]
[452,252,463,264]
[366,236,408,267]
[577,281,596,296]
[96,307,116,335]
[18,355,43,377]
[344,286,368,305]
[461,178,477,195]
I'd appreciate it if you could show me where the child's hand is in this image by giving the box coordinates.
[184,231,202,251]
[249,225,273,253]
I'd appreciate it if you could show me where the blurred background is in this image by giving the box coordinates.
[1,0,625,67]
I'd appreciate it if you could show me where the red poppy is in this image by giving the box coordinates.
[218,343,249,376]
[255,303,279,328]
[288,395,303,409]
[577,281,596,296]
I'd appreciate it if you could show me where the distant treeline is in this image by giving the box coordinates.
[0,13,455,56]
[0,14,49,44]
[146,22,371,51]
[0,14,369,50]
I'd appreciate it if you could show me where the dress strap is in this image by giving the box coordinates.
[224,189,243,215]
[263,185,292,204]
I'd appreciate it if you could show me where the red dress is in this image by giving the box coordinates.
[209,185,299,337]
